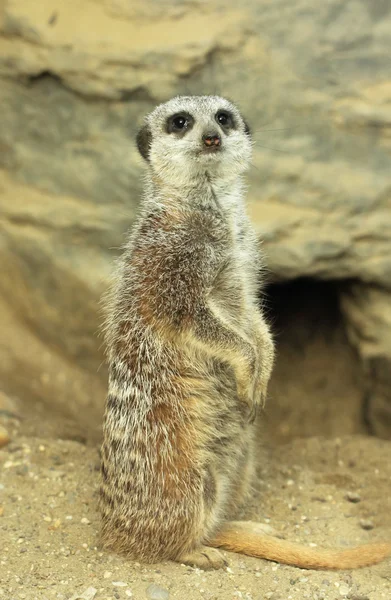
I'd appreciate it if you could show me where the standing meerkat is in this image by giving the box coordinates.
[99,95,391,570]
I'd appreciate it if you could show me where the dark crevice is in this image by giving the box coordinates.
[26,69,63,86]
[119,86,155,103]
[266,277,343,345]
[362,389,375,436]
[20,70,158,104]
[262,277,369,441]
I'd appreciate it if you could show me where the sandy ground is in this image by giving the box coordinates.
[1,410,391,600]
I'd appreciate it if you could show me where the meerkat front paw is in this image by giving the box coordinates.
[235,344,258,406]
[252,370,269,406]
[178,546,228,570]
[236,378,254,407]
[252,331,274,406]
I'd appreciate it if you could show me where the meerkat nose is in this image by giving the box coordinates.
[202,133,221,147]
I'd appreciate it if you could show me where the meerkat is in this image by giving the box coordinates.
[99,95,391,570]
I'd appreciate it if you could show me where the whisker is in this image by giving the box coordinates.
[252,143,295,154]
[252,120,318,135]
[253,117,280,130]
[97,359,107,373]
[253,126,305,133]
[249,162,262,172]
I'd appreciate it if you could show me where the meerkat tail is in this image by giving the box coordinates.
[208,521,391,570]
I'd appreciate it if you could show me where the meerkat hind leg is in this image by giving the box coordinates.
[178,546,228,570]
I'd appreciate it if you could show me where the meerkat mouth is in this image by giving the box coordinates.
[198,146,224,158]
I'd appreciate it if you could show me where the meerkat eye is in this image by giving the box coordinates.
[215,111,234,128]
[167,113,193,134]
[173,116,187,129]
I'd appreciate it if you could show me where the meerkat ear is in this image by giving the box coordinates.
[136,125,152,161]
[243,120,251,137]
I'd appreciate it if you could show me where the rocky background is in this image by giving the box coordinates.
[0,0,391,442]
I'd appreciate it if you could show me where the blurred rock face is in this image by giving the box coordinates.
[0,0,390,438]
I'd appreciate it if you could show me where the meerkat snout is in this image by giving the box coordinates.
[202,132,221,149]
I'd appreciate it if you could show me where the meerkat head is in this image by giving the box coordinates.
[136,95,252,187]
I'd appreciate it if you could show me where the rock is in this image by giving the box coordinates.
[341,286,391,439]
[146,584,170,600]
[338,583,350,597]
[359,519,374,531]
[0,426,10,448]
[69,587,97,600]
[0,1,250,101]
[345,492,361,503]
[0,0,391,438]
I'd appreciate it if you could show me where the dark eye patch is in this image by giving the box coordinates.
[166,112,194,134]
[215,110,235,130]
[243,120,251,136]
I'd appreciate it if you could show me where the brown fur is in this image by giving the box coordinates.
[209,522,391,570]
[99,95,390,571]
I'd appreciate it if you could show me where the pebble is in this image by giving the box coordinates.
[80,517,91,525]
[146,583,170,600]
[69,587,97,600]
[112,582,127,587]
[0,426,10,449]
[339,583,350,596]
[345,492,361,503]
[49,519,62,530]
[311,496,327,503]
[359,519,374,530]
